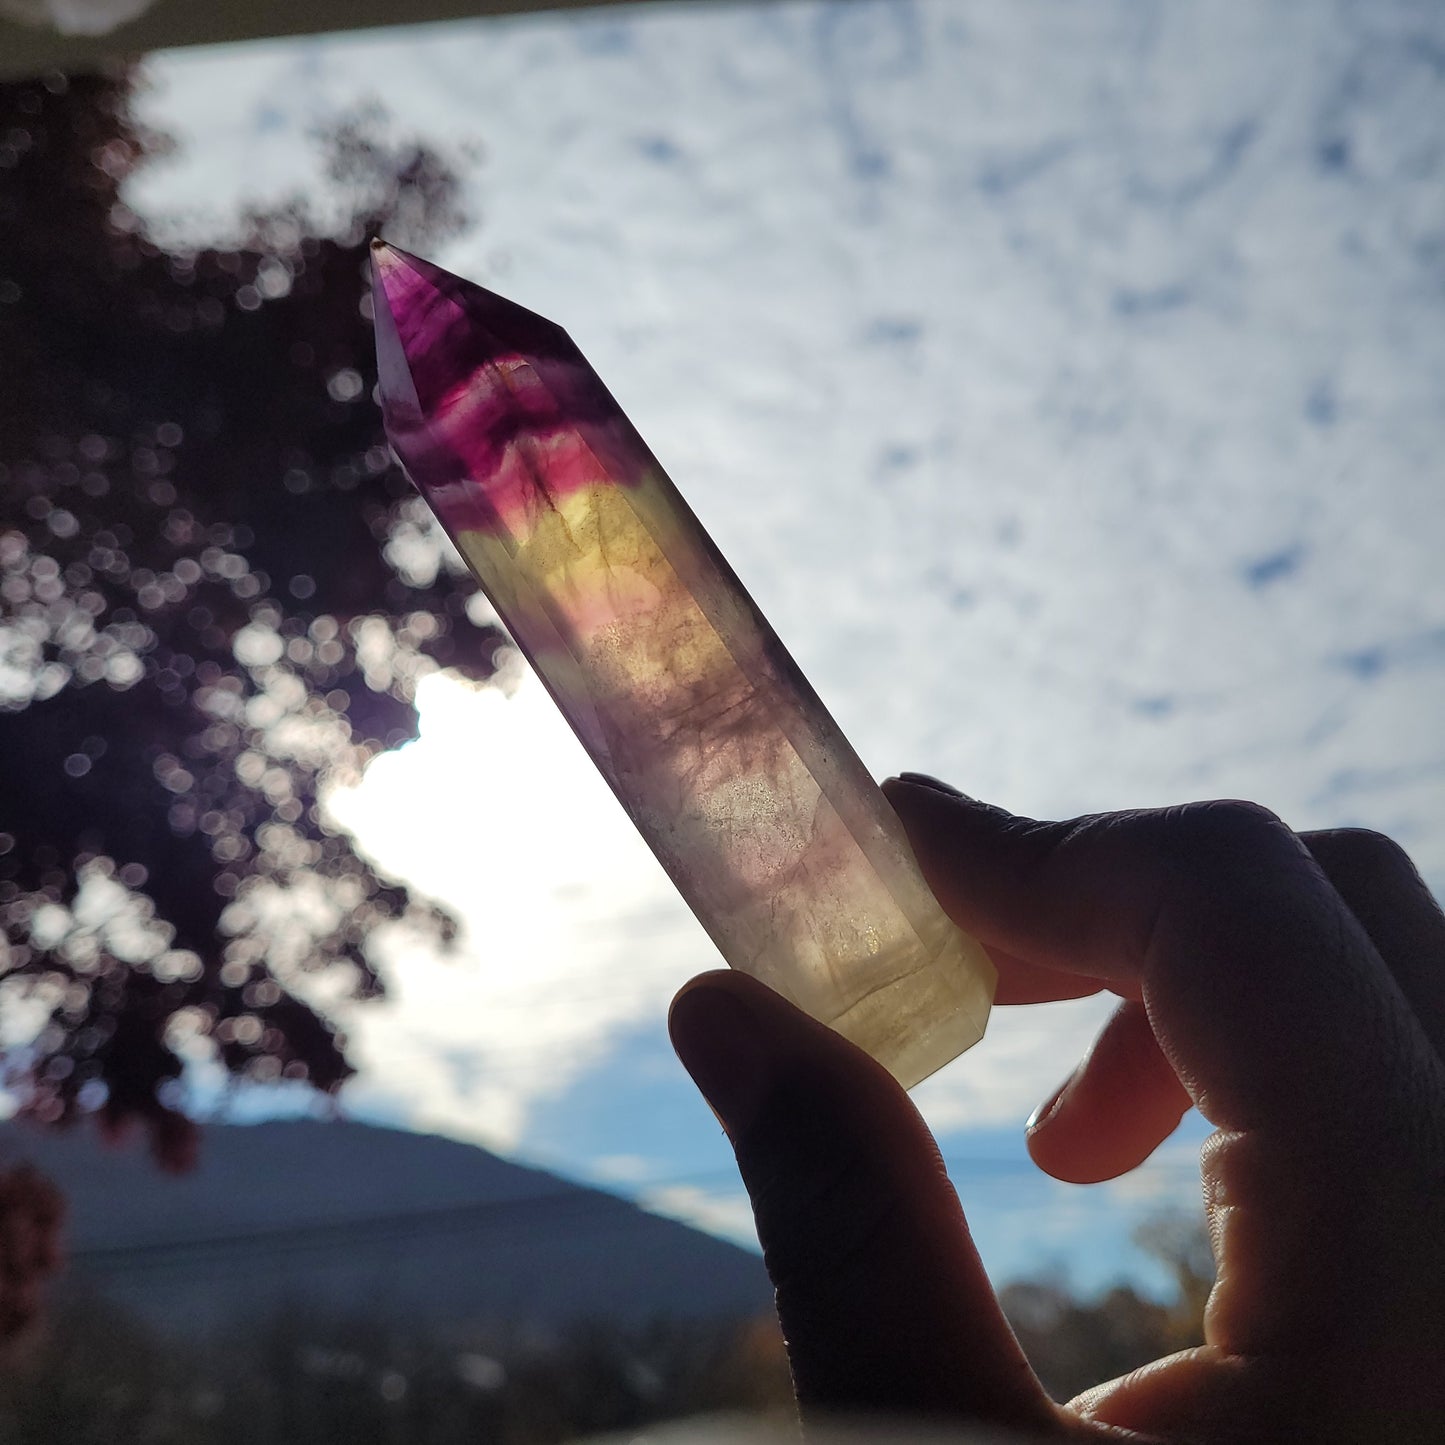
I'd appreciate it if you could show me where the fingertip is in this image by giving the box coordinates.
[1024,1074,1072,1136]
[1023,1074,1102,1185]
[668,966,742,1022]
[668,969,811,1049]
[880,779,1060,959]
[668,971,832,1142]
[1024,1112,1098,1185]
[881,774,1001,880]
[889,771,977,799]
[882,775,1012,817]
[1024,1002,1194,1184]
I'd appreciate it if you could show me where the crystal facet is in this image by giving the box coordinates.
[370,241,995,1087]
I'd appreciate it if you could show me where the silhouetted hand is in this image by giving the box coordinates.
[668,781,1445,1443]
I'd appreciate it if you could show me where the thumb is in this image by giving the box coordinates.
[669,970,1059,1433]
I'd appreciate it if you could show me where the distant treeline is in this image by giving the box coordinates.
[0,1214,1211,1443]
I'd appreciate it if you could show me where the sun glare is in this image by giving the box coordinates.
[323,665,708,1150]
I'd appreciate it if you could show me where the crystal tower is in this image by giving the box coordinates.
[370,241,994,1087]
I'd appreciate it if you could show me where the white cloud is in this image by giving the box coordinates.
[589,1154,657,1185]
[1104,1137,1205,1207]
[324,670,716,1151]
[641,1184,759,1250]
[913,993,1118,1135]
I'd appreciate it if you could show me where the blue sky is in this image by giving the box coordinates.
[124,0,1445,1294]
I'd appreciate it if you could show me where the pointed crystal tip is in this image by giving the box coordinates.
[370,238,411,285]
[369,243,651,537]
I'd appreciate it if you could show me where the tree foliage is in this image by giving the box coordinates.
[0,1298,793,1445]
[0,66,504,1170]
[999,1213,1213,1404]
[0,1216,1212,1438]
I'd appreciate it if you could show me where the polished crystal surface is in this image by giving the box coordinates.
[370,241,994,1086]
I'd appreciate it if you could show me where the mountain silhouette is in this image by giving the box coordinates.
[0,1118,770,1335]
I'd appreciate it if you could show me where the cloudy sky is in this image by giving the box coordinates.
[124,0,1445,1292]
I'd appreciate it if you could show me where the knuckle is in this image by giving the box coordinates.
[1171,796,1286,842]
[1139,798,1299,877]
[1315,826,1417,880]
[1085,802,1314,960]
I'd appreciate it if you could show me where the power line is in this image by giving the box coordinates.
[65,1150,1202,1277]
[71,1190,702,1276]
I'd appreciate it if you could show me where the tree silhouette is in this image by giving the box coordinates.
[999,1213,1213,1403]
[0,66,503,1174]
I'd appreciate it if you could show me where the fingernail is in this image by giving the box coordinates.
[1025,1073,1073,1133]
[892,772,975,800]
[669,982,773,1140]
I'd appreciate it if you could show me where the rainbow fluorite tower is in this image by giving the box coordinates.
[370,241,994,1086]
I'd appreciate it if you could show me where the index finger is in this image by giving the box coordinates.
[882,780,1445,1169]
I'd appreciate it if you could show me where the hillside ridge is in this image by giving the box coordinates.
[0,1117,770,1332]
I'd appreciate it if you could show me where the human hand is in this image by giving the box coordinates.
[667,782,1445,1443]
